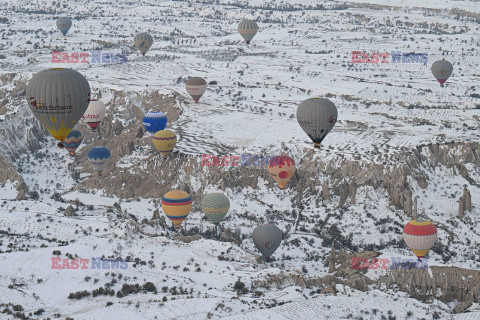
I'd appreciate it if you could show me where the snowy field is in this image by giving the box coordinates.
[0,0,480,319]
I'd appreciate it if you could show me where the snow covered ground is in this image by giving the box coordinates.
[1,0,480,318]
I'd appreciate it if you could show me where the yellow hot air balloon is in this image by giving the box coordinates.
[238,20,258,44]
[161,190,192,228]
[153,129,177,157]
[268,155,296,188]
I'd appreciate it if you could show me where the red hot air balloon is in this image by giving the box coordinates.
[268,155,296,189]
[403,219,438,260]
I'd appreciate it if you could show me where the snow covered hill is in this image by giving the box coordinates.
[0,0,479,319]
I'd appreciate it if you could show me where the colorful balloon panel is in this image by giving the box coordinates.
[201,193,230,225]
[238,20,258,44]
[403,219,438,259]
[134,33,153,56]
[143,111,167,134]
[88,147,111,172]
[153,129,177,157]
[56,17,72,35]
[297,97,337,146]
[185,77,207,102]
[83,100,106,131]
[252,224,282,259]
[63,130,83,156]
[161,190,193,227]
[26,68,91,143]
[268,155,296,189]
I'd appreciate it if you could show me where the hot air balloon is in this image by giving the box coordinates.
[185,77,207,102]
[83,99,106,132]
[143,111,167,134]
[63,130,83,156]
[403,219,437,260]
[88,147,111,174]
[431,59,453,87]
[26,68,91,148]
[56,17,72,35]
[201,193,230,225]
[134,33,153,56]
[161,190,192,229]
[297,98,337,147]
[153,129,177,157]
[238,20,258,44]
[268,155,296,189]
[252,223,282,260]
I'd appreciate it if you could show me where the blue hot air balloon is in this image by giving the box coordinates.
[63,130,83,156]
[143,111,167,134]
[88,147,111,173]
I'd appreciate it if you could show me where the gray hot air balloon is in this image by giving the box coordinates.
[134,33,153,56]
[297,98,337,147]
[252,223,282,259]
[56,17,72,35]
[26,68,91,147]
[185,77,207,102]
[431,59,453,86]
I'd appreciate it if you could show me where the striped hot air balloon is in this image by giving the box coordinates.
[431,59,453,87]
[185,77,207,103]
[143,111,167,134]
[268,155,296,189]
[153,129,177,157]
[161,190,193,228]
[238,20,258,44]
[134,33,153,56]
[252,223,282,259]
[63,130,83,156]
[403,219,438,260]
[201,193,230,225]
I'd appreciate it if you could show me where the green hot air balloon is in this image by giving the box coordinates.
[134,33,153,56]
[201,193,230,225]
[238,20,258,44]
[431,59,453,87]
[252,223,282,260]
[297,98,337,147]
[26,68,91,148]
[56,17,72,35]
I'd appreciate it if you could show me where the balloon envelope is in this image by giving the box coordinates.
[134,33,153,56]
[297,98,337,146]
[201,193,230,225]
[161,190,192,227]
[403,219,437,259]
[252,223,282,259]
[56,17,72,35]
[431,59,453,86]
[63,130,83,156]
[26,68,91,143]
[143,111,167,134]
[88,147,111,172]
[238,20,258,44]
[185,77,207,102]
[153,129,177,157]
[268,155,296,189]
[83,100,106,131]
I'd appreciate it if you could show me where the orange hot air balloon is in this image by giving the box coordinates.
[268,155,296,189]
[403,219,438,260]
[161,190,192,228]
